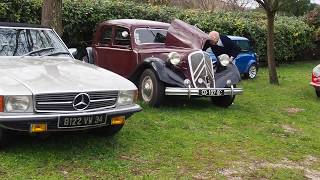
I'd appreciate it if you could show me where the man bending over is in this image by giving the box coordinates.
[203,31,241,60]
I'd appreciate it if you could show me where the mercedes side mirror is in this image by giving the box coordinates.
[68,48,77,56]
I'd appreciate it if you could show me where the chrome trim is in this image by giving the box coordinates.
[231,85,234,97]
[0,104,141,120]
[0,123,106,132]
[34,91,119,113]
[188,84,191,99]
[165,87,243,96]
[90,98,117,103]
[35,105,116,113]
[188,51,215,88]
[37,101,73,105]
[0,104,142,132]
[3,95,34,113]
[72,93,91,111]
[51,29,75,59]
[0,26,52,30]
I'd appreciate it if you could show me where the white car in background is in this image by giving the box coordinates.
[0,22,141,146]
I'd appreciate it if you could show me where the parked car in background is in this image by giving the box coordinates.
[79,19,243,107]
[207,36,258,79]
[311,64,320,97]
[0,22,141,146]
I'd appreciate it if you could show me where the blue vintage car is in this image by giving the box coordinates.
[207,36,258,79]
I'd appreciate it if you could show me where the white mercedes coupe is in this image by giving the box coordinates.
[0,22,141,145]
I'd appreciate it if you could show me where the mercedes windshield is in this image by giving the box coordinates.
[0,27,71,57]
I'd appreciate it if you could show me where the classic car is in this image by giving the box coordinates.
[311,64,320,97]
[207,36,258,79]
[0,22,141,146]
[80,19,243,107]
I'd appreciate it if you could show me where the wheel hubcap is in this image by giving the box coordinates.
[249,65,257,78]
[141,76,153,102]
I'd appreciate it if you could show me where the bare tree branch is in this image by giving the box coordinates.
[223,0,254,10]
[255,0,269,11]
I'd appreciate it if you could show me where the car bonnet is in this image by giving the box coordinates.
[165,19,210,49]
[0,57,136,94]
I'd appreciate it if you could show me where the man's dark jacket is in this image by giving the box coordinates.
[203,35,241,58]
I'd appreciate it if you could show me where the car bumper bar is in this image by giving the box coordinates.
[0,104,142,132]
[0,104,141,121]
[310,82,320,88]
[165,86,243,96]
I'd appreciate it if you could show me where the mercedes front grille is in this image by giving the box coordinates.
[35,91,118,113]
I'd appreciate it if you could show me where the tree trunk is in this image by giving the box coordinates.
[266,12,279,85]
[41,0,63,36]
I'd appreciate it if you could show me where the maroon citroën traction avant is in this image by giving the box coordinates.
[78,19,243,107]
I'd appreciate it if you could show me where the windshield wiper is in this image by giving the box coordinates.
[40,51,71,57]
[21,47,55,58]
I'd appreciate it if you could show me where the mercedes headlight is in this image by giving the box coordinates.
[218,54,231,67]
[117,90,137,106]
[5,96,33,113]
[313,65,320,77]
[168,52,181,65]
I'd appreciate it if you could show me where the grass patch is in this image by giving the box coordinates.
[244,167,307,180]
[0,62,320,179]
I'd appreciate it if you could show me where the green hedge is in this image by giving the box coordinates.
[0,0,316,62]
[306,7,320,41]
[0,0,41,24]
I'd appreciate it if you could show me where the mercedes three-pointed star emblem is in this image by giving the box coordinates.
[73,93,90,111]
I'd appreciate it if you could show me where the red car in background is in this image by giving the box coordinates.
[311,64,320,97]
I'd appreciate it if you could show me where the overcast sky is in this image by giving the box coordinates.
[248,0,320,8]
